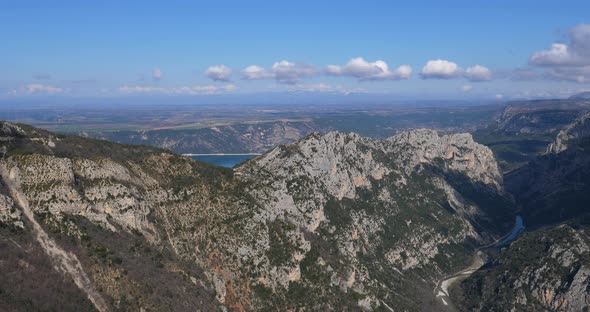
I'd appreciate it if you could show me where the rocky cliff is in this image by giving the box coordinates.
[505,113,590,227]
[233,129,514,310]
[452,224,590,312]
[470,99,590,172]
[0,122,514,311]
[453,114,590,312]
[547,112,590,154]
[493,99,590,136]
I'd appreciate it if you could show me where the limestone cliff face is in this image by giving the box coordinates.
[0,122,513,311]
[506,113,590,227]
[547,112,590,154]
[492,99,590,135]
[453,225,590,312]
[234,130,513,310]
[454,114,590,312]
[384,129,502,190]
[0,122,222,311]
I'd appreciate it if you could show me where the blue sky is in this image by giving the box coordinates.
[2,0,590,101]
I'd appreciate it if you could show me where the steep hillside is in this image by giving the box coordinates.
[0,122,226,311]
[547,112,590,154]
[452,114,590,311]
[494,99,590,136]
[0,122,514,311]
[569,92,590,100]
[234,130,514,310]
[473,99,590,172]
[451,223,590,312]
[83,120,327,154]
[506,112,590,227]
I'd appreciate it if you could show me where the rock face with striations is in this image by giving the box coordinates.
[492,99,590,136]
[454,113,590,312]
[547,111,590,154]
[506,113,590,227]
[0,122,514,311]
[234,129,513,310]
[452,225,590,312]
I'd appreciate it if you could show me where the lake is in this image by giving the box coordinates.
[189,154,258,168]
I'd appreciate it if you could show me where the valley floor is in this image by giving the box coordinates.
[434,215,525,310]
[435,251,485,311]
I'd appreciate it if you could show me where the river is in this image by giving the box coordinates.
[434,215,525,310]
[495,215,525,247]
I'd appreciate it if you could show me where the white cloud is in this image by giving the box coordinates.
[241,61,315,84]
[530,24,590,67]
[464,65,492,82]
[326,57,412,80]
[152,68,163,81]
[119,84,237,95]
[190,84,237,93]
[119,86,166,93]
[205,65,232,82]
[26,84,64,93]
[420,59,461,79]
[495,94,504,99]
[462,85,473,92]
[529,24,590,67]
[546,66,590,83]
[510,68,542,81]
[285,83,365,94]
[241,65,272,80]
[9,84,65,95]
[529,24,590,82]
[270,61,315,84]
[530,43,574,66]
[420,60,494,81]
[287,83,333,92]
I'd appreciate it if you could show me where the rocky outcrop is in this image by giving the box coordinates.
[452,225,590,312]
[454,112,590,312]
[506,113,590,227]
[235,130,513,310]
[385,129,502,190]
[493,99,590,136]
[0,122,222,311]
[547,112,590,154]
[0,193,23,229]
[1,163,110,312]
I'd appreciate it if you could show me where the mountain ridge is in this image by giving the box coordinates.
[0,121,515,311]
[453,112,590,311]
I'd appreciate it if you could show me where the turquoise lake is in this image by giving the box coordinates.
[190,154,258,168]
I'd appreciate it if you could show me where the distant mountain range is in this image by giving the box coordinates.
[81,98,590,174]
[81,104,500,154]
[569,91,590,100]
